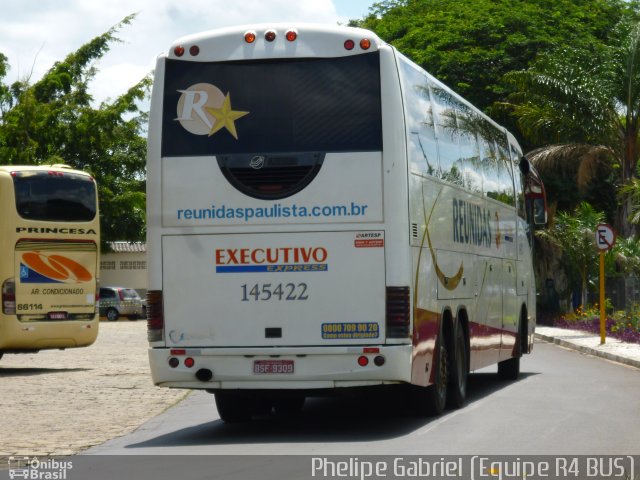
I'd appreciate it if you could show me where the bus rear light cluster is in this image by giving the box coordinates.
[2,278,15,315]
[344,38,372,51]
[356,355,386,367]
[146,290,164,342]
[173,45,200,57]
[244,29,298,44]
[386,286,410,338]
[168,350,195,369]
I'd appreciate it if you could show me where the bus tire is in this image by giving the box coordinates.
[412,330,448,416]
[106,308,119,322]
[214,392,252,423]
[498,314,523,381]
[447,323,468,409]
[273,396,305,416]
[497,356,520,380]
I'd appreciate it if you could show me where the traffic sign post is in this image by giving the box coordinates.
[595,224,616,344]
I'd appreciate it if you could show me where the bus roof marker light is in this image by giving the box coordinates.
[286,30,297,42]
[244,31,256,44]
[189,45,200,56]
[360,38,371,50]
[174,45,185,57]
[265,30,277,42]
[344,39,355,51]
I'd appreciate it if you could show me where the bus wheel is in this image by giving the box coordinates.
[412,332,448,416]
[106,308,119,322]
[214,392,252,423]
[273,396,305,416]
[498,316,523,381]
[447,324,467,409]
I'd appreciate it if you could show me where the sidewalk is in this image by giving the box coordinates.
[535,326,640,369]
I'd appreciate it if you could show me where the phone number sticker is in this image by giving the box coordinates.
[321,322,379,339]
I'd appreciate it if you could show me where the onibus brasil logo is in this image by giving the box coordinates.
[20,252,93,284]
[175,83,249,139]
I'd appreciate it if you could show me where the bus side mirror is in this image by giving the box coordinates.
[518,157,530,176]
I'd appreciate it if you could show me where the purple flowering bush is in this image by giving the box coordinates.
[552,304,640,344]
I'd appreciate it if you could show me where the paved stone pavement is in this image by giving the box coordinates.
[0,321,187,457]
[0,322,637,458]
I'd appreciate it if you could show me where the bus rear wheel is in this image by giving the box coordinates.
[273,396,305,416]
[447,324,468,409]
[498,314,524,381]
[214,392,253,423]
[412,332,448,416]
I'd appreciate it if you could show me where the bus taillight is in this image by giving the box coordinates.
[244,31,256,44]
[146,290,164,342]
[386,286,410,338]
[265,30,277,42]
[286,30,297,42]
[2,278,16,315]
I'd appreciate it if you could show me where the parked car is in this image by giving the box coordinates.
[99,287,145,321]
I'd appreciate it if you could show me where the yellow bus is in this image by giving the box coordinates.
[0,165,100,360]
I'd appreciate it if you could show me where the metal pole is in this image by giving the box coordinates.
[600,251,606,345]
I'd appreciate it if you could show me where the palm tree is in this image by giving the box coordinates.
[536,203,605,309]
[500,21,640,236]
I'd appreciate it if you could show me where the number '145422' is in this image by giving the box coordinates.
[241,283,308,301]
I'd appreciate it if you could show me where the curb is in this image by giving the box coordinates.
[535,333,640,370]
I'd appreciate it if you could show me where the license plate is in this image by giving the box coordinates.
[253,360,294,375]
[48,312,68,320]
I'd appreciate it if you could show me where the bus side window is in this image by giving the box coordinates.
[430,84,463,186]
[399,59,440,177]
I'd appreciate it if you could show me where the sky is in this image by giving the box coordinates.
[0,0,375,105]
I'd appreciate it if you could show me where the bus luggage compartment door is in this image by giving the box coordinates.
[161,231,386,347]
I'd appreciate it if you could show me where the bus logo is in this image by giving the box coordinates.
[19,252,93,284]
[175,83,249,139]
[250,156,265,169]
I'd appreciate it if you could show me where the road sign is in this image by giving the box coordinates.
[595,223,616,251]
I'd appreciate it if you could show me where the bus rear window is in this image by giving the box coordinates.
[12,171,97,222]
[162,52,382,157]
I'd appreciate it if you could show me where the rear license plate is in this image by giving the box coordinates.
[48,312,68,320]
[253,360,294,375]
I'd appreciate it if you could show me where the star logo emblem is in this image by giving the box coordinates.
[205,93,249,140]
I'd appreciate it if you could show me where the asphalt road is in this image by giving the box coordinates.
[87,340,640,456]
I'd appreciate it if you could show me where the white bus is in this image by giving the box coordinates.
[0,165,100,359]
[146,24,547,422]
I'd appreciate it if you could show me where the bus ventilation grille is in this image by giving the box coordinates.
[218,152,325,200]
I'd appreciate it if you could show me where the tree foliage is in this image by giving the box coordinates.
[502,19,640,235]
[0,15,149,250]
[359,0,637,114]
[536,202,605,308]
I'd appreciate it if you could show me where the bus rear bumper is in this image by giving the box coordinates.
[0,317,99,351]
[149,344,413,390]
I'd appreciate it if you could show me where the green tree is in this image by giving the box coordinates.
[0,15,149,249]
[358,0,637,114]
[502,21,640,235]
[536,202,604,309]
